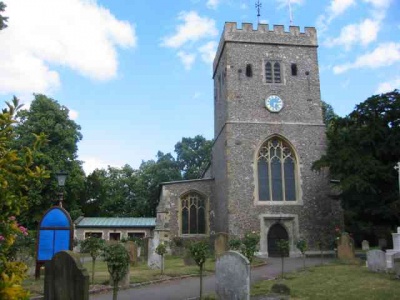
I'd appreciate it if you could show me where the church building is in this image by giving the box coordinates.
[156,22,342,256]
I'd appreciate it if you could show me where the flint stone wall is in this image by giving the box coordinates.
[216,251,250,300]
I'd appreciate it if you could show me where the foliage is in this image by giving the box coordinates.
[103,243,130,300]
[175,135,213,179]
[241,232,260,263]
[296,239,307,255]
[0,1,7,30]
[313,90,400,239]
[80,237,106,283]
[188,241,209,299]
[277,239,290,279]
[228,232,260,263]
[296,239,308,270]
[228,237,242,251]
[0,97,48,299]
[14,94,84,227]
[321,100,338,127]
[155,242,167,275]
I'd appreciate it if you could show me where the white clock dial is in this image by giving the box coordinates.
[265,95,283,112]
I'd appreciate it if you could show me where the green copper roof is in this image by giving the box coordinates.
[75,217,156,228]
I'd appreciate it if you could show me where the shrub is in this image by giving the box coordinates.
[188,241,209,299]
[80,237,106,283]
[103,243,130,300]
[155,243,167,275]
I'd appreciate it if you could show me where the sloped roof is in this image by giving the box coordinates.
[75,217,156,228]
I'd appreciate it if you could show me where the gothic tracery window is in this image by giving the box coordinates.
[257,138,297,201]
[181,192,206,235]
[265,61,282,83]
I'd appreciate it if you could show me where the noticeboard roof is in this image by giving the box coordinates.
[75,217,156,228]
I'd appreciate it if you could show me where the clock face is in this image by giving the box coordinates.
[265,95,283,112]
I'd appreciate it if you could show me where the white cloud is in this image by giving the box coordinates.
[325,19,380,49]
[177,51,196,70]
[0,0,136,95]
[161,11,218,48]
[207,0,220,9]
[363,0,392,9]
[68,109,79,120]
[199,41,217,64]
[375,77,400,94]
[81,157,122,175]
[333,42,400,74]
[317,0,356,33]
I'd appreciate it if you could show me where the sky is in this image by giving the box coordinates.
[0,0,399,174]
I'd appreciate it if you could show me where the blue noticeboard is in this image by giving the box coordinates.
[37,207,73,261]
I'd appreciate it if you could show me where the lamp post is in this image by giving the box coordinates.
[56,171,68,207]
[395,162,400,196]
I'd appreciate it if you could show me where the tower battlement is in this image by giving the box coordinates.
[213,22,318,72]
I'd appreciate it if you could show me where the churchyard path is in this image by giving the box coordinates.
[91,257,332,300]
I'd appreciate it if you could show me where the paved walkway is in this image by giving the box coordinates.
[91,257,330,300]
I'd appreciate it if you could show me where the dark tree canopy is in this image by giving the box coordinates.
[175,135,213,179]
[14,94,85,226]
[321,100,338,127]
[314,90,400,240]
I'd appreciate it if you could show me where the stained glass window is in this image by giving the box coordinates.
[258,138,297,201]
[181,192,206,235]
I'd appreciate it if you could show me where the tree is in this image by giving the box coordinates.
[313,90,400,242]
[276,239,290,279]
[103,243,130,300]
[0,2,8,30]
[135,151,181,216]
[80,237,106,284]
[188,241,209,300]
[155,242,167,275]
[321,100,338,127]
[175,135,212,179]
[14,94,85,227]
[0,97,48,298]
[296,239,308,270]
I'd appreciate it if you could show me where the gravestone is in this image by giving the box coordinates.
[393,252,400,279]
[147,232,161,269]
[216,251,250,300]
[367,250,386,272]
[214,232,229,258]
[385,227,400,269]
[362,240,370,251]
[125,241,138,265]
[378,238,387,249]
[337,233,355,260]
[44,250,89,300]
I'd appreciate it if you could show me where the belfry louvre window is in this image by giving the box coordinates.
[265,61,282,83]
[258,138,297,201]
[181,192,206,234]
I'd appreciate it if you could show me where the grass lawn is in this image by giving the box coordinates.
[252,262,400,300]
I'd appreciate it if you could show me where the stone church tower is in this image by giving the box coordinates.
[156,23,342,256]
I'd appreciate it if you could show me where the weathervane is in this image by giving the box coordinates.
[255,0,262,23]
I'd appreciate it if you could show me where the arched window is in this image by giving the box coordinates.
[274,62,281,83]
[257,138,297,201]
[265,62,272,83]
[181,192,206,235]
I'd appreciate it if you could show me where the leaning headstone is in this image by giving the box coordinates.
[362,240,370,251]
[125,241,138,265]
[393,252,400,279]
[337,233,355,260]
[214,232,229,257]
[147,232,161,269]
[367,250,386,272]
[44,250,89,300]
[216,251,250,300]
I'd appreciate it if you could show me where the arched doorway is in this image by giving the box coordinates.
[267,223,289,257]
